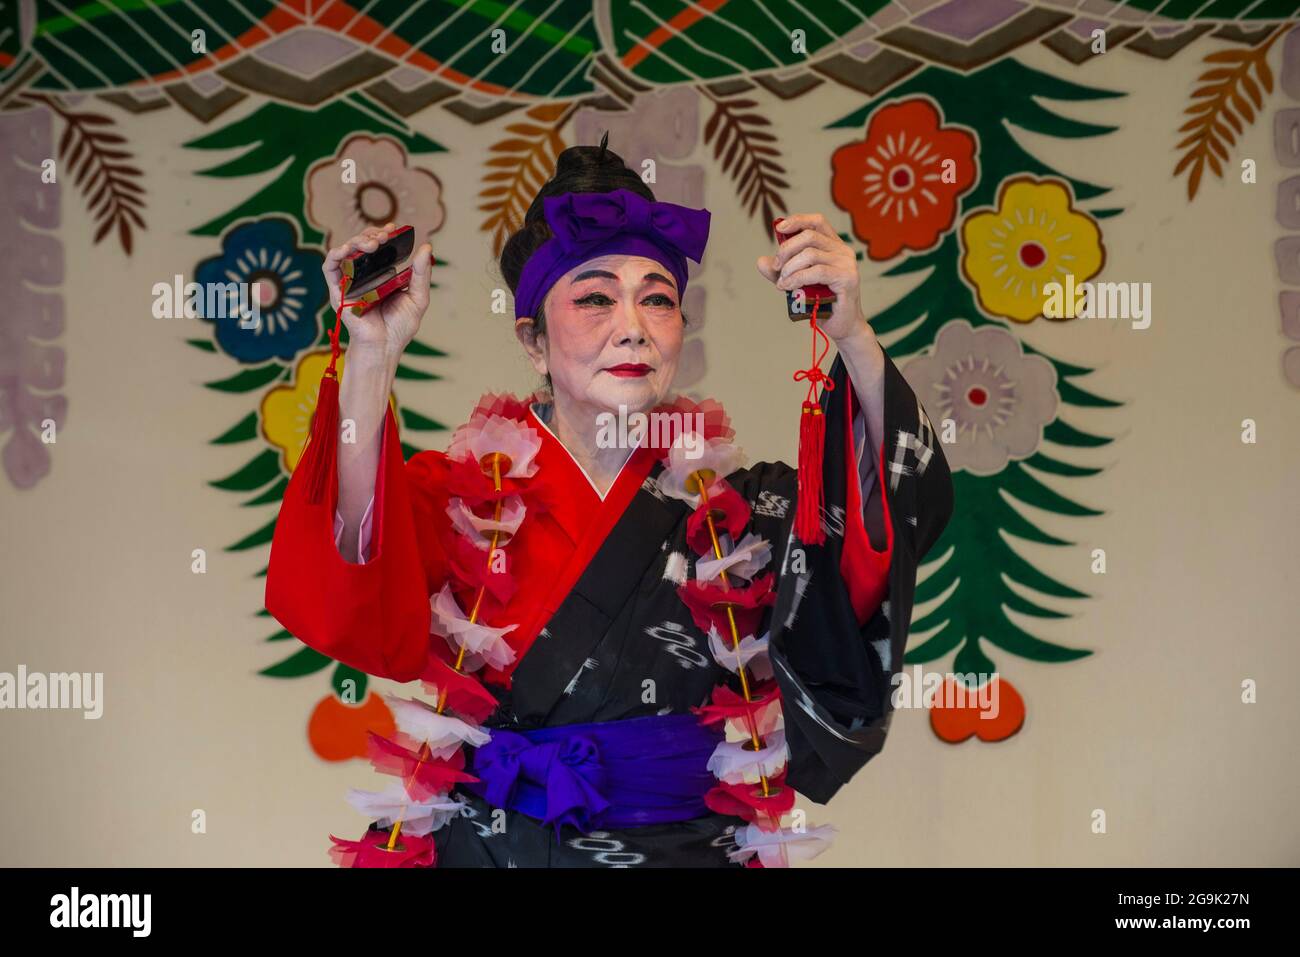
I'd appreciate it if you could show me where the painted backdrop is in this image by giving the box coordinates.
[1,1,1297,866]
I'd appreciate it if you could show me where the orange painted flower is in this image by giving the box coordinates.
[831,97,977,261]
[308,692,396,762]
[929,676,1025,743]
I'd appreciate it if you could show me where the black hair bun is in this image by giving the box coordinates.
[526,130,650,224]
[502,131,656,292]
[552,130,622,179]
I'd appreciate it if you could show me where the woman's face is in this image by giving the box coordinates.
[517,253,684,416]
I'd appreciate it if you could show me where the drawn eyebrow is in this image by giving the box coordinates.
[572,269,676,290]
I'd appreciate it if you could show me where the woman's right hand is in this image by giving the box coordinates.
[323,222,435,363]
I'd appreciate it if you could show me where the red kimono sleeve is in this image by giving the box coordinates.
[840,380,894,627]
[264,405,450,683]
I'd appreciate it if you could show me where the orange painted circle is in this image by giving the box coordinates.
[308,692,395,762]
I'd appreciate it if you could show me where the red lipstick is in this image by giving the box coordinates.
[604,363,652,378]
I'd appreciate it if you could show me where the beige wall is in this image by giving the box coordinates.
[1,43,1297,866]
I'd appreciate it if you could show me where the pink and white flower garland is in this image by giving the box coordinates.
[329,392,834,867]
[329,394,541,867]
[655,399,836,868]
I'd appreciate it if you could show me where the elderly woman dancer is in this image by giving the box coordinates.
[266,136,952,868]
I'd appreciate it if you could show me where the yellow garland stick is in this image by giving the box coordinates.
[386,451,507,850]
[691,470,772,800]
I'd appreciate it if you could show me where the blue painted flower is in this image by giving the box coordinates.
[194,218,325,363]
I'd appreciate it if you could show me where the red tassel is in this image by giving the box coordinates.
[298,277,352,506]
[300,369,339,506]
[792,295,833,546]
[795,400,826,545]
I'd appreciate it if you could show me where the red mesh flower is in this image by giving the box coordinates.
[328,826,436,868]
[420,653,500,723]
[444,454,561,521]
[444,456,528,505]
[704,771,796,830]
[678,572,775,640]
[685,481,750,555]
[648,394,736,451]
[365,731,477,802]
[466,391,534,424]
[444,531,516,613]
[693,681,782,737]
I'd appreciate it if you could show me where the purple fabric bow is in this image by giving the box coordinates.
[462,713,722,840]
[513,187,712,319]
[471,729,612,839]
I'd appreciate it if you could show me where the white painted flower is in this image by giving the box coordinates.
[305,134,445,248]
[902,319,1058,475]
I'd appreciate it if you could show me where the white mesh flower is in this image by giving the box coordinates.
[728,823,837,868]
[446,495,526,548]
[656,436,746,507]
[429,583,517,671]
[695,532,772,583]
[447,414,542,478]
[707,729,789,784]
[345,782,467,837]
[383,693,491,760]
[707,627,773,682]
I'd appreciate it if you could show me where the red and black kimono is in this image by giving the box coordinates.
[265,349,951,867]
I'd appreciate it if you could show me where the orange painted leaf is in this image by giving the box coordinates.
[1241,73,1263,108]
[490,138,535,152]
[1203,48,1249,64]
[1256,56,1274,92]
[1173,150,1198,177]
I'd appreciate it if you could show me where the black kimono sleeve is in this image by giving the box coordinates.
[729,349,953,804]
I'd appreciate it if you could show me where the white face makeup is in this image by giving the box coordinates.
[517,253,684,417]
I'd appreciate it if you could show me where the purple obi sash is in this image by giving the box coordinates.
[462,713,723,838]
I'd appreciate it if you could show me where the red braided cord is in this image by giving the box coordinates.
[326,275,370,376]
[792,295,835,403]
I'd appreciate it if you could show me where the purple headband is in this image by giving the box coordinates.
[513,187,712,319]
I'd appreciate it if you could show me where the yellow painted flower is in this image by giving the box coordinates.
[261,349,395,474]
[959,176,1105,323]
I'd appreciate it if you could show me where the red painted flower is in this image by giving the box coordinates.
[831,97,977,261]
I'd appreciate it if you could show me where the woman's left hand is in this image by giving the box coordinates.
[756,213,871,343]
